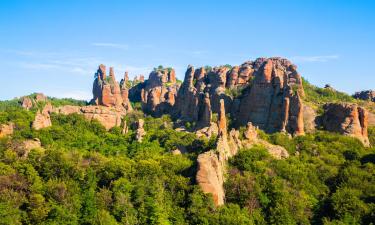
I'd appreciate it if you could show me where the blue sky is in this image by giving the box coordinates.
[0,0,374,100]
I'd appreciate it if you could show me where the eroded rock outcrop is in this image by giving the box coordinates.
[353,90,375,102]
[237,58,304,135]
[11,138,42,158]
[32,104,52,130]
[129,68,179,116]
[174,58,305,136]
[322,103,369,147]
[0,123,14,138]
[196,151,225,205]
[91,64,132,110]
[135,119,146,142]
[196,100,289,206]
[196,100,230,206]
[20,93,48,110]
[53,105,125,130]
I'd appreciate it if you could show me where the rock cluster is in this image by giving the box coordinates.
[173,58,305,136]
[322,103,369,147]
[236,58,304,135]
[353,90,375,102]
[129,68,179,116]
[20,93,48,110]
[91,64,132,110]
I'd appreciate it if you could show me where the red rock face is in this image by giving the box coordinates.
[129,68,179,117]
[53,105,126,130]
[91,64,132,110]
[32,104,52,130]
[237,58,305,135]
[0,122,14,137]
[174,57,305,136]
[322,103,370,147]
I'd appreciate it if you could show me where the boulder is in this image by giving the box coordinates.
[0,123,14,138]
[322,103,370,147]
[12,138,42,158]
[196,151,225,206]
[21,97,33,110]
[135,119,146,142]
[32,104,52,130]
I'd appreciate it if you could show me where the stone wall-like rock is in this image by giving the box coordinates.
[322,103,369,147]
[53,105,126,130]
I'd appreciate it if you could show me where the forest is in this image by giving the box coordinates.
[0,95,374,225]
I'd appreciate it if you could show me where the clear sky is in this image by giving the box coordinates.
[0,0,374,100]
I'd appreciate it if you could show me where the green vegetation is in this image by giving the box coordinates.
[0,98,374,224]
[302,78,356,105]
[153,65,173,73]
[227,131,375,225]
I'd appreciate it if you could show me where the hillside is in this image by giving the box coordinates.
[0,58,374,225]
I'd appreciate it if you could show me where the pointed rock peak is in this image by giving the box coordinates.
[98,64,106,80]
[124,71,129,83]
[262,59,273,82]
[218,99,227,136]
[184,65,195,88]
[109,67,116,81]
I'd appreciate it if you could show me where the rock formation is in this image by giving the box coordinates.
[122,120,129,134]
[129,68,179,116]
[322,103,369,147]
[196,100,230,206]
[91,64,132,110]
[21,97,33,110]
[237,58,304,135]
[173,58,305,136]
[303,105,317,133]
[53,105,125,130]
[20,93,48,110]
[196,100,289,206]
[11,138,42,158]
[135,119,146,142]
[353,90,375,102]
[32,104,52,130]
[0,122,14,138]
[196,151,225,205]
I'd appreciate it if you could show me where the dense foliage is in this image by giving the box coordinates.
[0,101,374,224]
[227,132,375,224]
[302,78,356,106]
